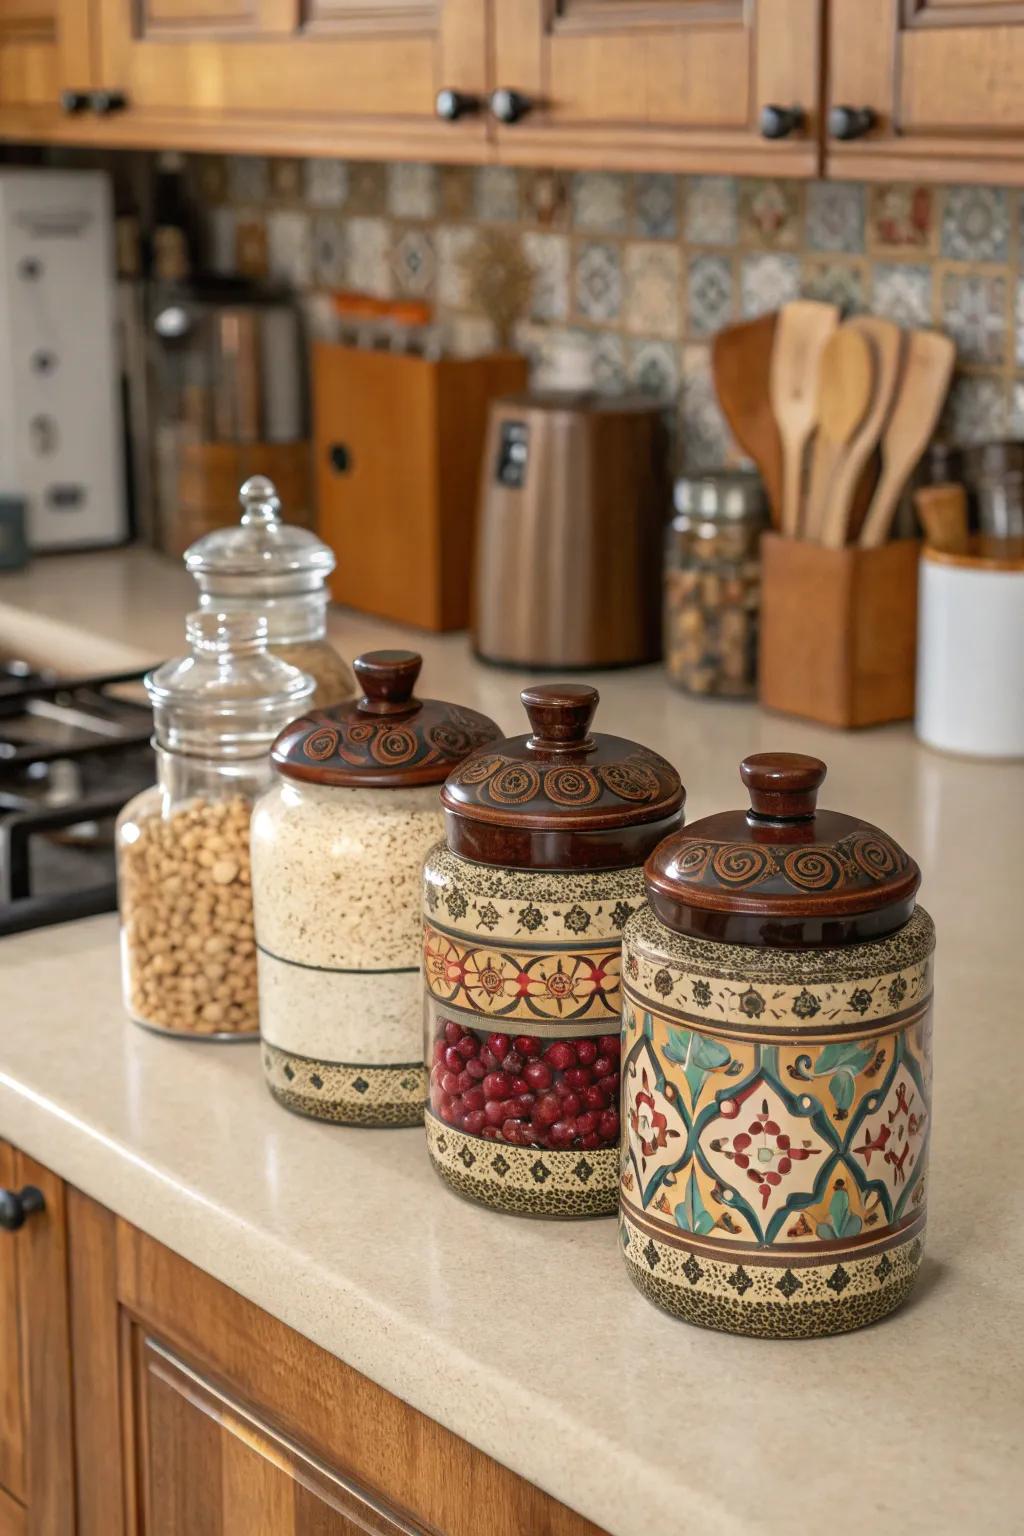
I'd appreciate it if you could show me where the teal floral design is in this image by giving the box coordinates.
[664,1026,732,1098]
[675,1168,715,1236]
[789,1041,876,1119]
[817,1183,862,1241]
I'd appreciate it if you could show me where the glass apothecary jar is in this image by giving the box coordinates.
[620,753,934,1339]
[664,471,767,698]
[422,684,685,1218]
[117,611,314,1041]
[250,651,500,1127]
[185,474,355,708]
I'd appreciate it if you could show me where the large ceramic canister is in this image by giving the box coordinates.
[250,650,500,1127]
[620,754,934,1338]
[422,683,685,1217]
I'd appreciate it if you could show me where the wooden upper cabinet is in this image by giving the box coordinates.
[490,0,822,174]
[91,0,488,156]
[829,0,1024,181]
[0,0,90,126]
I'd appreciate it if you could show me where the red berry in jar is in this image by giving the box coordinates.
[441,1071,461,1096]
[484,1099,507,1127]
[462,1085,485,1112]
[510,1076,531,1095]
[439,1100,459,1125]
[456,1035,479,1060]
[465,1058,486,1081]
[432,1040,447,1065]
[456,1070,475,1094]
[502,1118,534,1147]
[461,1109,486,1135]
[557,1091,582,1118]
[514,1035,541,1057]
[583,1084,610,1112]
[575,1111,599,1137]
[501,1050,525,1076]
[597,1035,621,1058]
[444,1020,464,1045]
[544,1041,576,1071]
[479,1047,499,1071]
[548,1120,576,1148]
[524,1060,552,1091]
[509,1093,535,1118]
[599,1109,620,1141]
[575,1038,598,1067]
[580,1133,601,1150]
[443,1045,462,1072]
[487,1033,511,1060]
[592,1055,615,1079]
[482,1071,513,1100]
[533,1093,561,1128]
[598,1074,619,1098]
[481,1126,500,1141]
[562,1067,593,1091]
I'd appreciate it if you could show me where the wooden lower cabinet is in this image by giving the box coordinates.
[0,1170,610,1536]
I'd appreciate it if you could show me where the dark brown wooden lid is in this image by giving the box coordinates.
[271,650,501,789]
[441,683,685,871]
[645,753,921,948]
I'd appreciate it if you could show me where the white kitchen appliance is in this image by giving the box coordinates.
[0,170,126,550]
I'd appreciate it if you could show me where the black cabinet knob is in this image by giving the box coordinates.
[59,90,90,115]
[760,103,805,140]
[0,1186,45,1232]
[328,443,351,475]
[490,89,532,125]
[91,90,127,116]
[435,89,480,122]
[828,105,877,141]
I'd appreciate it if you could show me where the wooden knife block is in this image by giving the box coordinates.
[313,344,528,631]
[759,532,920,728]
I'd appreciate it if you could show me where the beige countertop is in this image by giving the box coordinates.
[0,549,1021,1534]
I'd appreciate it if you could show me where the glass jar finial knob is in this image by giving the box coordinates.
[239,474,282,528]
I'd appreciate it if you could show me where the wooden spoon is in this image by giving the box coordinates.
[802,327,876,542]
[712,313,784,526]
[859,329,957,548]
[819,316,905,549]
[769,299,840,537]
[914,482,969,554]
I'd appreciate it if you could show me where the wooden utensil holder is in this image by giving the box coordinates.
[758,532,919,728]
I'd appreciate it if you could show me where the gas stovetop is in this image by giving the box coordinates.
[0,659,155,935]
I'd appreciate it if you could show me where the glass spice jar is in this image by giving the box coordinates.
[116,611,314,1041]
[184,474,356,709]
[664,471,767,698]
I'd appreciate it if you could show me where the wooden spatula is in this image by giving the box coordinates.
[913,482,969,554]
[712,313,784,526]
[769,299,840,537]
[803,327,876,542]
[858,329,957,548]
[819,316,905,549]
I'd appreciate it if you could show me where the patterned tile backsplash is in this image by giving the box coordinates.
[181,156,1024,469]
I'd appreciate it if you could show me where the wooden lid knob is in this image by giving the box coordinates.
[354,650,422,714]
[521,683,599,750]
[740,752,827,820]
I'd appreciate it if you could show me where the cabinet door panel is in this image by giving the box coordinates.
[136,1336,428,1536]
[92,0,487,157]
[491,0,820,174]
[0,1146,25,1505]
[830,0,1024,179]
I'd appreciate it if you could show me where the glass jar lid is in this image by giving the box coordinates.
[441,683,685,872]
[147,610,315,759]
[271,650,501,789]
[645,753,920,949]
[184,475,335,597]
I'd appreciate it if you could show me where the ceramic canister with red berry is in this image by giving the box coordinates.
[421,683,685,1217]
[619,753,934,1338]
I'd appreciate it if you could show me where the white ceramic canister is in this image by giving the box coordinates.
[251,650,500,1126]
[916,540,1024,759]
[422,683,685,1217]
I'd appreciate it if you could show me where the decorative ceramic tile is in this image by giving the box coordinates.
[686,253,733,337]
[868,184,935,254]
[739,179,802,250]
[235,216,268,279]
[684,176,738,245]
[871,263,933,326]
[304,158,348,210]
[574,241,622,324]
[439,164,473,220]
[227,155,268,205]
[571,171,629,233]
[448,312,498,358]
[474,166,520,223]
[522,231,570,323]
[805,181,865,253]
[628,338,680,399]
[740,253,800,317]
[634,173,678,239]
[195,155,228,205]
[387,162,438,220]
[347,162,387,216]
[623,243,681,337]
[206,207,237,277]
[940,373,1008,444]
[591,331,627,394]
[941,272,1007,364]
[680,344,731,469]
[269,157,303,202]
[436,226,477,309]
[800,258,865,312]
[390,226,436,297]
[346,216,392,298]
[524,169,570,230]
[941,185,1009,262]
[267,210,312,287]
[312,212,347,288]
